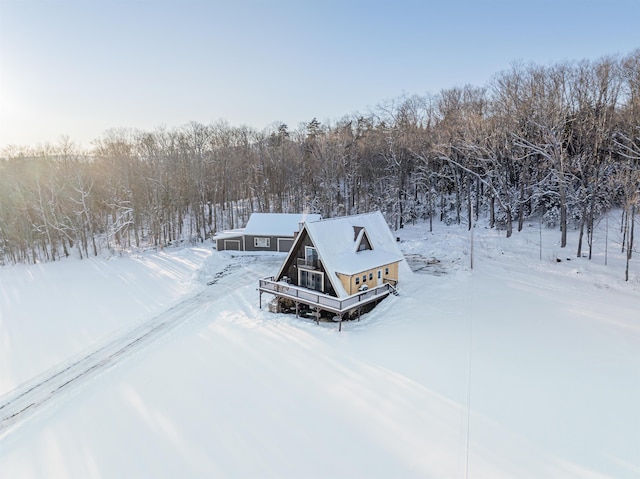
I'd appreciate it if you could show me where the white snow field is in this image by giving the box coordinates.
[0,216,638,479]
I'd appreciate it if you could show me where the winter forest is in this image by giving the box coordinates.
[1,51,639,275]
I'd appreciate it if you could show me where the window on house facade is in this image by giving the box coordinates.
[378,270,381,279]
[369,273,373,281]
[254,237,270,248]
[362,274,367,283]
[299,270,323,292]
[305,246,318,266]
[355,277,360,285]
[356,230,372,252]
[385,267,389,275]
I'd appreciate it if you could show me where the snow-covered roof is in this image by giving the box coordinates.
[211,228,244,240]
[302,211,405,297]
[244,213,322,237]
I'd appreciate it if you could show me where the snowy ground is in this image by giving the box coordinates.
[0,215,638,478]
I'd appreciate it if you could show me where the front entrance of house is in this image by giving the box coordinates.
[299,269,324,292]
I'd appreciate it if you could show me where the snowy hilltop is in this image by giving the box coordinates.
[1,216,639,479]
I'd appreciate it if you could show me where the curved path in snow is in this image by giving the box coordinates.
[0,254,278,439]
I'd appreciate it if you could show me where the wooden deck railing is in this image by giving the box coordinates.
[258,277,394,314]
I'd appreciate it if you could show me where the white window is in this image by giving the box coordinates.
[303,246,318,268]
[305,246,318,263]
[254,237,270,248]
[299,269,324,292]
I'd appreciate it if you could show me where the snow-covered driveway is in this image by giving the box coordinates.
[0,253,278,437]
[0,251,281,439]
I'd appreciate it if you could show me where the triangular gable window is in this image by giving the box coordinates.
[356,228,372,252]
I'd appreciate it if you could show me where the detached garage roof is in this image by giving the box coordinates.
[211,228,244,240]
[244,213,322,237]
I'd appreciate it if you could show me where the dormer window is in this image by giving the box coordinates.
[354,227,372,252]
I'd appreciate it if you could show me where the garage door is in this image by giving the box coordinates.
[224,239,241,250]
[277,238,293,252]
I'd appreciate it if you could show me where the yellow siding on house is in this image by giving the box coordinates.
[336,261,399,296]
[336,272,351,295]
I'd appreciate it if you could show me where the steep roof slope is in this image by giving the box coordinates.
[244,213,322,237]
[304,211,405,297]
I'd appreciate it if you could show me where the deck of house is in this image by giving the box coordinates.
[258,277,397,329]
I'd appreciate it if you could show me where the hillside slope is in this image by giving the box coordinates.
[1,217,638,478]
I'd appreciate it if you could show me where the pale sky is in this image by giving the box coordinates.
[1,0,638,150]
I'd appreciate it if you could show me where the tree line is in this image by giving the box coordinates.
[1,50,638,277]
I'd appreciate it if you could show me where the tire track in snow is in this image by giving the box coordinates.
[0,254,278,439]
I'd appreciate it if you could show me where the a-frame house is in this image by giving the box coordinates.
[259,211,405,328]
